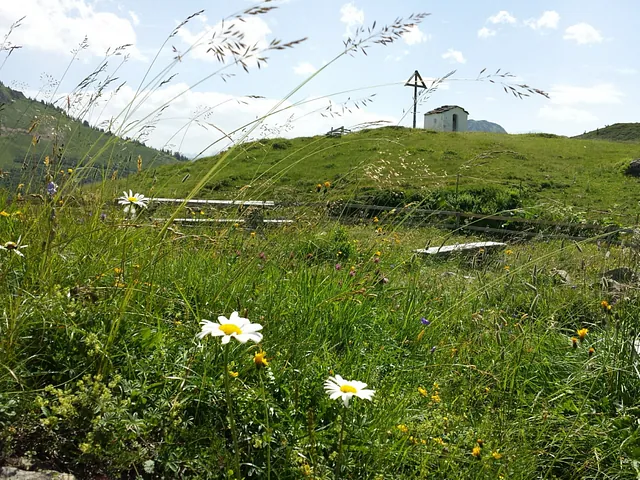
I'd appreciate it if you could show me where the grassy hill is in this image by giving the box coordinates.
[0,81,187,190]
[574,123,640,142]
[116,126,640,223]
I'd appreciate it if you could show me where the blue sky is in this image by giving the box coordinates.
[0,0,636,156]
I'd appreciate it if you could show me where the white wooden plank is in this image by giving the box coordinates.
[151,198,275,207]
[414,241,506,255]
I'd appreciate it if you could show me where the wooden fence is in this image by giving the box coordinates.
[144,197,636,243]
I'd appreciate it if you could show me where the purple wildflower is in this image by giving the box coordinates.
[421,317,431,326]
[430,346,437,353]
[46,182,58,196]
[335,263,342,271]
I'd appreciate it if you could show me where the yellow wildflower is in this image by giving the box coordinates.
[571,337,578,349]
[67,168,73,174]
[505,249,513,255]
[0,211,10,217]
[324,181,331,188]
[418,387,427,397]
[577,328,588,341]
[373,216,379,223]
[228,370,239,378]
[397,424,408,433]
[114,267,123,275]
[492,451,502,460]
[254,351,269,368]
[601,300,612,312]
[472,446,481,458]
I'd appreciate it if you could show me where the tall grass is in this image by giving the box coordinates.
[1,3,639,479]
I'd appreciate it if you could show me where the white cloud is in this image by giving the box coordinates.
[563,23,603,44]
[549,84,624,105]
[385,50,409,62]
[441,48,466,64]
[477,27,496,39]
[525,11,560,30]
[402,25,430,45]
[616,67,638,75]
[0,0,143,60]
[488,11,516,25]
[538,105,597,123]
[128,10,140,27]
[176,16,271,66]
[340,3,364,37]
[293,62,317,76]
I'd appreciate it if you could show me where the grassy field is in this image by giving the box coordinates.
[1,196,640,479]
[114,126,640,224]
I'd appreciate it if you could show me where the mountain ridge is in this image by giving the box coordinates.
[0,81,188,189]
[573,123,640,142]
[467,119,507,133]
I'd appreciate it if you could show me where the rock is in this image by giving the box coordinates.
[602,267,637,283]
[0,467,75,479]
[625,159,640,177]
[551,268,573,285]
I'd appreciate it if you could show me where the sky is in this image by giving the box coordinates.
[0,0,637,157]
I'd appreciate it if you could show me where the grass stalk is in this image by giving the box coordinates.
[223,343,242,480]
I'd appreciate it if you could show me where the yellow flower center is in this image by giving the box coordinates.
[340,384,357,394]
[220,323,242,336]
[4,242,17,249]
[128,196,138,203]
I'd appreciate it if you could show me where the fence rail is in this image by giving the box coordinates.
[136,197,637,242]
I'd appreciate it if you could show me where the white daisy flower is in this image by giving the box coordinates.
[197,311,263,345]
[0,236,28,257]
[118,190,149,209]
[324,375,375,408]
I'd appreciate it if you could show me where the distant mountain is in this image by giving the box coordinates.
[0,81,188,189]
[467,119,507,134]
[573,123,640,142]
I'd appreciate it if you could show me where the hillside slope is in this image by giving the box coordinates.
[574,123,640,142]
[112,126,640,222]
[0,82,187,190]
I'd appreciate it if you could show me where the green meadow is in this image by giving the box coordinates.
[119,127,640,224]
[1,208,639,479]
